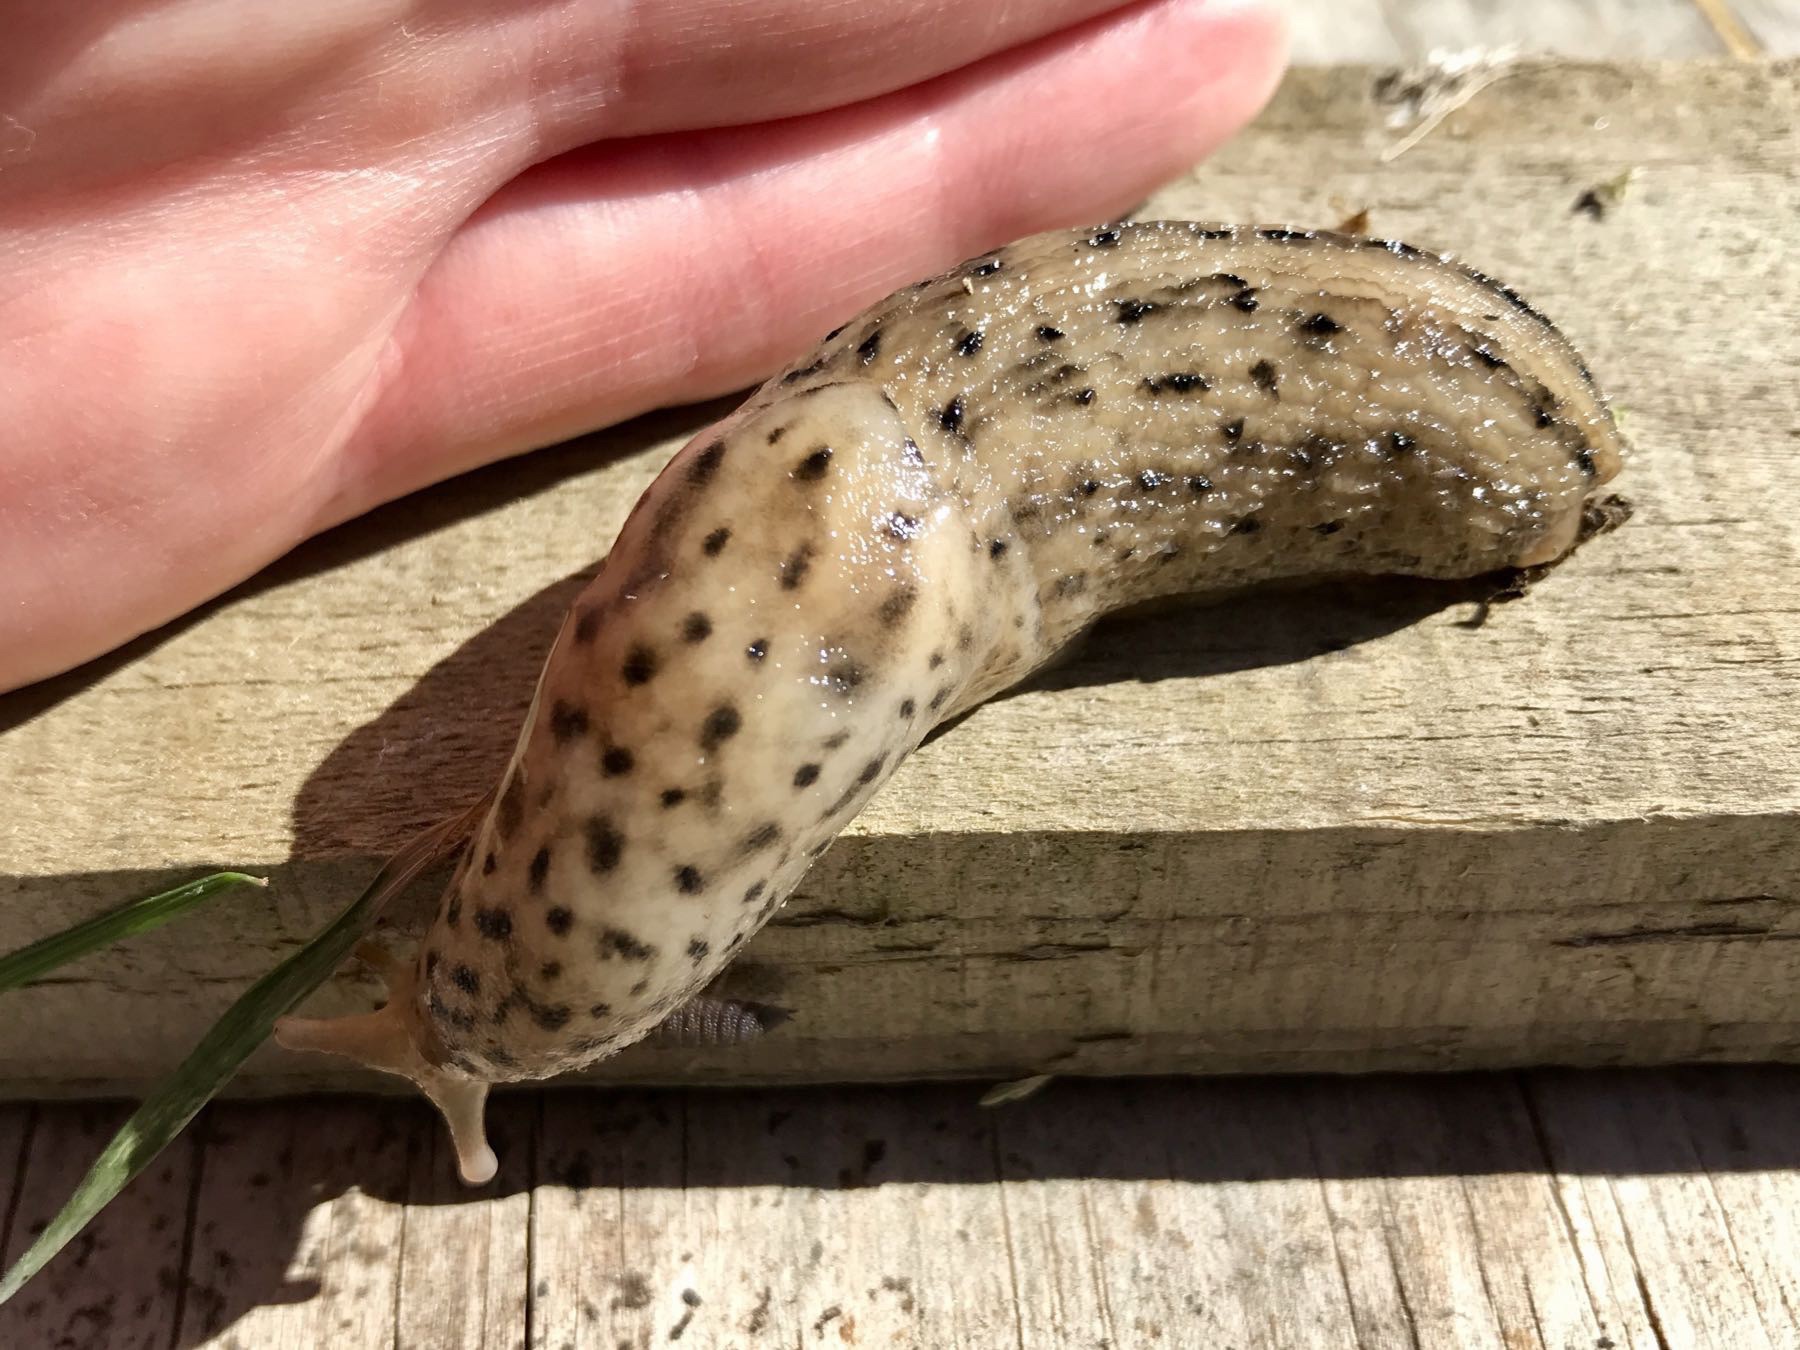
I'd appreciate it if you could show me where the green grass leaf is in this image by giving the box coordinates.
[0,810,475,1305]
[0,872,266,993]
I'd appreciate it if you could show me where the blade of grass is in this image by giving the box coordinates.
[0,804,480,1305]
[0,872,267,993]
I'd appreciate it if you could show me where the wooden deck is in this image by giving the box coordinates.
[4,1068,1800,1349]
[4,3,1799,1347]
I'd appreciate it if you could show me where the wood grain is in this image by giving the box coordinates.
[3,57,1799,1095]
[8,1068,1799,1348]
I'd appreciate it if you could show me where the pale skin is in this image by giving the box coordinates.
[0,0,1287,694]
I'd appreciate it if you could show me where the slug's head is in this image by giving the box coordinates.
[275,941,499,1184]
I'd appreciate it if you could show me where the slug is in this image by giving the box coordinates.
[276,221,1627,1182]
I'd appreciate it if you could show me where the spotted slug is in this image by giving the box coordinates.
[276,221,1626,1181]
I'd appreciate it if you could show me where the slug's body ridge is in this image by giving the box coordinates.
[277,222,1626,1180]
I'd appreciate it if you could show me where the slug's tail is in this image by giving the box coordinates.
[275,941,497,1186]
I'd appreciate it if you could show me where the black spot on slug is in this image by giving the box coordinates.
[793,763,821,788]
[825,662,864,696]
[1212,272,1248,288]
[531,1003,571,1031]
[599,928,656,962]
[689,441,725,483]
[878,587,918,626]
[1145,372,1209,395]
[546,907,573,936]
[1055,573,1089,598]
[989,539,1009,559]
[747,637,768,661]
[1189,475,1214,494]
[857,330,881,363]
[1073,388,1096,405]
[701,704,742,750]
[780,544,814,590]
[1087,227,1121,247]
[1222,417,1246,445]
[675,865,705,895]
[528,847,550,892]
[955,330,984,357]
[474,908,513,942]
[823,729,851,750]
[1231,517,1264,535]
[900,437,925,466]
[1574,445,1598,477]
[482,851,496,876]
[573,607,602,643]
[549,700,588,744]
[1115,298,1158,324]
[681,612,712,643]
[939,396,965,433]
[585,817,624,873]
[886,511,922,540]
[929,651,945,669]
[1250,360,1279,396]
[1036,325,1065,342]
[687,938,710,962]
[743,881,767,906]
[970,258,1003,276]
[1258,227,1315,243]
[1470,343,1508,370]
[589,1002,612,1019]
[1229,289,1259,312]
[767,425,787,445]
[622,646,658,686]
[445,896,462,928]
[858,755,887,784]
[660,787,687,808]
[540,961,561,980]
[1385,431,1417,457]
[702,527,730,556]
[1080,479,1101,497]
[929,685,952,711]
[743,823,781,853]
[794,447,833,481]
[601,745,635,777]
[1298,312,1343,337]
[899,698,916,719]
[451,964,479,994]
[1314,521,1345,536]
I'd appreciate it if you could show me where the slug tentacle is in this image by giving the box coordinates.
[281,222,1626,1176]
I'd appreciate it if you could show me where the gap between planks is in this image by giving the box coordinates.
[3,1071,1799,1349]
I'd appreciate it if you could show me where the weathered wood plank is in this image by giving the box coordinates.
[0,1106,33,1292]
[3,1072,1799,1347]
[0,1102,194,1350]
[170,1099,413,1350]
[2,59,1798,1095]
[393,1095,533,1350]
[1525,1070,1797,1350]
[1283,0,1728,62]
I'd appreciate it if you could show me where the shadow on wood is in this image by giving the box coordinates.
[5,1069,1798,1349]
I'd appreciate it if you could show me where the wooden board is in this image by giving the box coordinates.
[2,57,1799,1095]
[5,1068,1800,1348]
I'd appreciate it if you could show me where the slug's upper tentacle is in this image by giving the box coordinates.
[278,222,1626,1171]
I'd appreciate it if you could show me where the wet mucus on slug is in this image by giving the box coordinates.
[274,220,1627,1183]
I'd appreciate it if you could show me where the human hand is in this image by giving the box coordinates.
[0,0,1286,692]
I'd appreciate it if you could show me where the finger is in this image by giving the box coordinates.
[332,0,1287,523]
[512,0,1176,149]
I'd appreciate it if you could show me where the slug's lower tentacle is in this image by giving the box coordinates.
[279,221,1628,1174]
